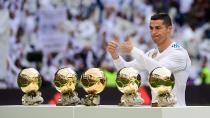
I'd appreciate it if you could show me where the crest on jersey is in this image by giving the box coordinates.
[171,43,180,48]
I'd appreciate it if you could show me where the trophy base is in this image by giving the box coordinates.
[151,102,159,107]
[22,91,43,105]
[82,94,100,106]
[119,92,144,106]
[155,92,176,107]
[56,91,80,106]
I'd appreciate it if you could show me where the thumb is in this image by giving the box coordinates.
[125,36,132,42]
[114,35,119,43]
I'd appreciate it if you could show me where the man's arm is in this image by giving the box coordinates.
[131,47,187,73]
[113,56,145,71]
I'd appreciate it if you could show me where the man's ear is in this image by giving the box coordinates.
[167,26,172,33]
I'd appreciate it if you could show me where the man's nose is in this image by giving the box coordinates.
[151,29,157,35]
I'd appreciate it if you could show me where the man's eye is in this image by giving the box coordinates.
[156,27,161,29]
[150,27,153,30]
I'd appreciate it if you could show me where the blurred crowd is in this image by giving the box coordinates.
[0,0,209,89]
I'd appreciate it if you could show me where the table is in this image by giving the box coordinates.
[0,105,209,118]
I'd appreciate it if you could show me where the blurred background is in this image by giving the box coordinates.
[0,0,209,105]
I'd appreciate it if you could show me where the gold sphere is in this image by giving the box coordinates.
[17,68,42,93]
[116,67,141,94]
[80,68,106,94]
[149,67,175,93]
[54,67,77,94]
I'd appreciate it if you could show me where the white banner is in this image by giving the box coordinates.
[38,32,68,53]
[38,8,68,53]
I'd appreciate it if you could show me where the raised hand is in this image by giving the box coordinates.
[107,35,120,59]
[121,36,133,54]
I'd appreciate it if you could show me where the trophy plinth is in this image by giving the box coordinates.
[155,90,176,107]
[54,67,80,106]
[17,68,43,105]
[82,94,100,106]
[119,92,144,106]
[116,67,144,106]
[149,67,176,107]
[22,91,43,105]
[56,91,80,106]
[80,68,106,106]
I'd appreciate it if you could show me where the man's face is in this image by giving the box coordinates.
[149,20,172,45]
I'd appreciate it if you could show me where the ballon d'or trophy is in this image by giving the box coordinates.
[116,67,144,106]
[54,67,80,106]
[149,67,176,107]
[17,68,43,105]
[80,68,106,106]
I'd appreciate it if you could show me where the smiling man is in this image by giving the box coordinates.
[107,13,191,106]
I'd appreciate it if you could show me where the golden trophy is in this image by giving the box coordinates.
[116,67,144,106]
[17,68,43,105]
[80,68,106,106]
[54,67,80,106]
[149,67,176,107]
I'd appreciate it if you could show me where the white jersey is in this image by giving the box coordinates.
[113,42,191,106]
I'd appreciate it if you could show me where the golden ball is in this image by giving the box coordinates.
[149,67,175,93]
[54,67,77,94]
[17,68,42,93]
[116,67,141,94]
[80,68,106,94]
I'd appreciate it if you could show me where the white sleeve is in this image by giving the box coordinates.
[131,47,187,73]
[113,56,146,71]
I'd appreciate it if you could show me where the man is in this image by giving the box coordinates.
[107,13,191,106]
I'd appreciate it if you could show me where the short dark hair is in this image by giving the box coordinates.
[151,13,172,26]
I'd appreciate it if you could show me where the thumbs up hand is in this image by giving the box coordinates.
[121,36,133,54]
[107,35,120,59]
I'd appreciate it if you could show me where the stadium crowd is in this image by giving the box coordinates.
[0,0,209,88]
